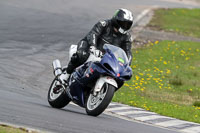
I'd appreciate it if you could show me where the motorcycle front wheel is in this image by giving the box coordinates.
[48,78,71,108]
[86,83,115,116]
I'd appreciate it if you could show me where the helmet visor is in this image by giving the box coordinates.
[117,20,133,31]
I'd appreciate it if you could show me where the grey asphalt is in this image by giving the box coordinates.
[0,0,199,132]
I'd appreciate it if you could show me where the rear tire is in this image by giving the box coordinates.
[48,78,71,108]
[86,84,115,116]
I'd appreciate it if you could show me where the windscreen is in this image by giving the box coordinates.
[103,44,129,65]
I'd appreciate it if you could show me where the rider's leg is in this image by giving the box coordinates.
[59,40,90,83]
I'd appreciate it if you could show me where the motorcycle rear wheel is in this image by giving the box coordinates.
[86,83,115,116]
[48,78,71,108]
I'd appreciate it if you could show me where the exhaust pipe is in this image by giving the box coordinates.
[52,59,62,77]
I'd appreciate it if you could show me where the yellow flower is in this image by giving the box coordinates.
[196,49,199,52]
[155,40,159,44]
[137,86,141,89]
[185,57,190,60]
[163,61,167,65]
[133,65,137,68]
[195,115,198,118]
[124,83,129,87]
[181,50,185,56]
[139,73,144,76]
[166,69,171,74]
[176,66,179,69]
[189,66,196,70]
[181,50,185,53]
[135,75,140,80]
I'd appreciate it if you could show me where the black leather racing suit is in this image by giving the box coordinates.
[66,19,133,74]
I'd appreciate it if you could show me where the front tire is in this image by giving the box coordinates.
[86,84,115,116]
[48,78,71,108]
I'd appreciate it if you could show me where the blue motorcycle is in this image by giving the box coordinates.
[48,44,132,116]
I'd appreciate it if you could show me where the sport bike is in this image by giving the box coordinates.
[47,44,132,116]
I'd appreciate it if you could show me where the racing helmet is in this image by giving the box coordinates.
[112,8,133,34]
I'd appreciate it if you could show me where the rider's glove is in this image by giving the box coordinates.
[89,46,102,57]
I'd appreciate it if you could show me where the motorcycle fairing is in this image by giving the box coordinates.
[68,44,132,107]
[69,62,101,107]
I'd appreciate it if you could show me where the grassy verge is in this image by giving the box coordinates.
[0,124,33,133]
[148,8,200,38]
[113,8,200,123]
[113,40,200,123]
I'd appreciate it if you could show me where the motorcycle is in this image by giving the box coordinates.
[47,44,132,116]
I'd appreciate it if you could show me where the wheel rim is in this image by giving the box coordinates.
[49,80,64,100]
[87,84,108,111]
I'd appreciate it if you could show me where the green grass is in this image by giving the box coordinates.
[0,125,31,133]
[113,40,200,123]
[148,8,200,38]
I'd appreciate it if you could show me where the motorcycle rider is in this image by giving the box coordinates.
[59,8,134,84]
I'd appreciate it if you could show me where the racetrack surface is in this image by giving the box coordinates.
[0,0,199,132]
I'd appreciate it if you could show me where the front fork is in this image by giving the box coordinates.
[93,76,118,96]
[52,59,73,100]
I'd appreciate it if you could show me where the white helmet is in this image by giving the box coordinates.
[112,8,133,34]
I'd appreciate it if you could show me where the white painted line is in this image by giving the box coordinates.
[104,111,178,133]
[134,115,169,121]
[70,102,118,107]
[69,102,77,106]
[155,119,189,127]
[180,126,200,133]
[109,104,145,110]
[133,8,151,26]
[117,110,156,115]
[106,106,133,111]
[109,102,119,106]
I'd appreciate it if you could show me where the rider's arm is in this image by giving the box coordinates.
[122,34,133,66]
[86,20,108,48]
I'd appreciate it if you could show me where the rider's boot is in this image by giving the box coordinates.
[59,72,70,84]
[53,72,70,93]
